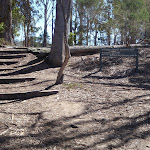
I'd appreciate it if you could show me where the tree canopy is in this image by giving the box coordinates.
[0,0,150,46]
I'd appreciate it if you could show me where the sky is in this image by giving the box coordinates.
[35,0,56,44]
[15,0,56,44]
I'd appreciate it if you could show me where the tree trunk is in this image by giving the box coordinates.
[130,36,136,44]
[0,0,12,44]
[70,2,72,33]
[27,23,30,47]
[24,24,27,46]
[78,3,84,45]
[94,24,98,46]
[47,0,71,67]
[107,24,111,45]
[73,11,78,45]
[86,15,89,45]
[43,1,48,47]
[120,30,124,45]
[107,30,111,45]
[114,33,117,45]
[52,0,54,42]
[23,0,31,47]
[55,0,71,84]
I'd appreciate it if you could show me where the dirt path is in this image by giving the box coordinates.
[0,47,150,150]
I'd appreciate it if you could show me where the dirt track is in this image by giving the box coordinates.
[0,47,150,150]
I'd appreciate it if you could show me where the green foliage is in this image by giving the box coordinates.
[113,0,149,43]
[30,36,42,47]
[12,0,25,37]
[68,32,76,46]
[63,82,84,90]
[9,0,150,46]
[0,22,5,34]
[76,0,100,7]
[113,0,149,23]
[0,38,11,45]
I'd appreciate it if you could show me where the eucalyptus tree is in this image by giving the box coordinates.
[71,1,78,45]
[36,0,54,47]
[48,0,71,67]
[75,0,103,45]
[143,0,150,40]
[12,0,24,44]
[22,0,32,46]
[47,0,72,84]
[16,0,40,47]
[103,0,113,45]
[0,0,13,44]
[113,0,149,45]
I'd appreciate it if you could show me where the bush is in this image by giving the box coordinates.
[0,22,5,34]
[0,38,10,46]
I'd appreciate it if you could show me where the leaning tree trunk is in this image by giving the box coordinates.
[48,0,71,67]
[55,0,71,84]
[0,0,12,44]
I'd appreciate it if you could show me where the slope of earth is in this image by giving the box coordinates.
[0,47,150,150]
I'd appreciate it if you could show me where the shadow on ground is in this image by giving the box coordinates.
[0,54,26,59]
[0,90,58,104]
[71,57,125,72]
[0,78,35,84]
[0,93,149,149]
[81,58,150,90]
[0,48,150,149]
[0,58,50,76]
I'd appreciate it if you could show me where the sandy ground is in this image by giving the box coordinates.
[0,47,150,150]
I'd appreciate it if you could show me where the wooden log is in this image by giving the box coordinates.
[70,46,101,55]
[70,45,129,56]
[0,90,58,100]
[27,44,150,57]
[70,44,150,55]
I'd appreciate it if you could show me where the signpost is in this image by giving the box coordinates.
[100,48,139,72]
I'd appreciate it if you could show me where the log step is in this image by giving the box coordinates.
[0,77,35,84]
[0,68,15,71]
[0,90,58,100]
[0,55,26,59]
[0,61,18,65]
[0,50,29,54]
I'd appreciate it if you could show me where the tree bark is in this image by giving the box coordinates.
[55,0,71,84]
[56,40,70,84]
[43,0,48,47]
[107,30,111,45]
[70,2,72,33]
[23,0,31,47]
[73,11,78,45]
[120,30,124,45]
[78,3,84,45]
[52,0,54,42]
[27,23,30,47]
[0,0,12,44]
[86,15,89,45]
[114,33,117,45]
[48,0,71,67]
[94,24,98,46]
